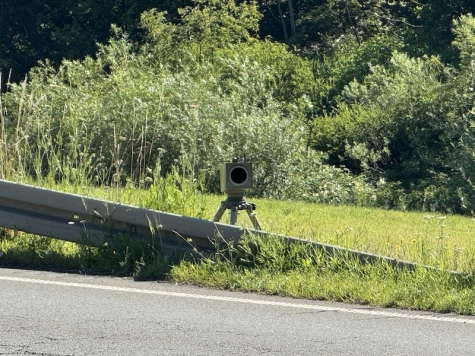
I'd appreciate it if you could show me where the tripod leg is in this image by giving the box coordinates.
[213,202,227,222]
[246,209,262,230]
[230,207,238,225]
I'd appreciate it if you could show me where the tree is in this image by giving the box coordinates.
[403,0,475,62]
[0,0,194,84]
[0,0,47,83]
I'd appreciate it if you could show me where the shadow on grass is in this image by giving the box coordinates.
[0,229,184,281]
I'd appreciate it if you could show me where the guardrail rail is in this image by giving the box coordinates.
[0,179,247,253]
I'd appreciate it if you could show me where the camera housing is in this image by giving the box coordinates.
[220,163,253,195]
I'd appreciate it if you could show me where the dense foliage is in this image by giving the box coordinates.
[4,1,475,82]
[2,1,475,213]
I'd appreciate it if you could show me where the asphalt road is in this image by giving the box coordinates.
[1,268,475,356]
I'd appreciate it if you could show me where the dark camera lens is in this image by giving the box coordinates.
[229,166,248,185]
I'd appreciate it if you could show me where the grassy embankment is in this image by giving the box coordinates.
[2,181,475,315]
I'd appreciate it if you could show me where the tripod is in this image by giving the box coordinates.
[213,194,262,230]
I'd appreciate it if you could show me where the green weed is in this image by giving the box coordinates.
[170,233,475,314]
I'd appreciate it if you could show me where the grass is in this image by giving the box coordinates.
[254,201,475,272]
[171,253,475,314]
[168,231,475,314]
[2,181,475,315]
[19,180,475,271]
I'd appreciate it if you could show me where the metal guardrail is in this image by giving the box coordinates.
[0,179,441,271]
[0,179,247,254]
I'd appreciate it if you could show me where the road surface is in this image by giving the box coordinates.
[1,268,475,355]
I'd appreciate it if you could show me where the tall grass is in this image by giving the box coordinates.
[0,38,388,207]
[0,107,4,179]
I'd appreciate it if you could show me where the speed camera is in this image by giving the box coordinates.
[220,162,253,194]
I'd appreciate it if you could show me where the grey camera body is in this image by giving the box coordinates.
[220,163,253,195]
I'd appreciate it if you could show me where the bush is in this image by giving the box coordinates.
[2,22,355,203]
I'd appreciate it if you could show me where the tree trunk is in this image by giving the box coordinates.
[287,0,296,39]
[278,1,289,43]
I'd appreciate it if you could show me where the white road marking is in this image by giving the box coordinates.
[1,275,474,324]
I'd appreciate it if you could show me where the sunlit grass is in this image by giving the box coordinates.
[20,180,475,273]
[253,201,475,272]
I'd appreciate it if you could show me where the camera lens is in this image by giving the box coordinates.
[229,166,248,185]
